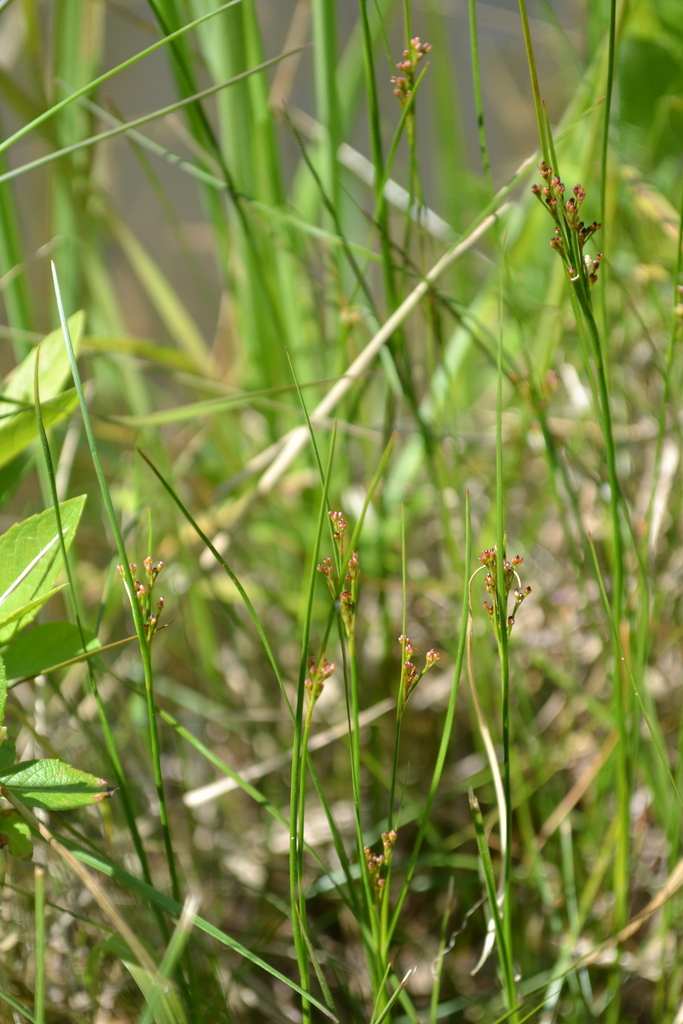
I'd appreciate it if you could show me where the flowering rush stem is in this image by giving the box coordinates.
[532,161,629,938]
[52,262,181,911]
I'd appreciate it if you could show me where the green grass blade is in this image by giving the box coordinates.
[0,46,308,189]
[0,1,246,159]
[469,790,518,1016]
[32,349,157,903]
[388,489,470,933]
[51,262,182,913]
[469,0,492,196]
[136,448,288,712]
[58,836,337,1020]
[33,866,45,1024]
[587,535,683,806]
[517,0,549,162]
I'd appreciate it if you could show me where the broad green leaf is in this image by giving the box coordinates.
[0,654,5,731]
[0,311,85,412]
[0,390,79,471]
[2,621,102,680]
[0,495,86,643]
[0,809,32,859]
[0,453,31,510]
[0,742,16,772]
[0,586,69,639]
[0,759,114,810]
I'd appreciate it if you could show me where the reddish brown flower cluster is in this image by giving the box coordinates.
[390,37,431,105]
[317,510,361,639]
[117,558,165,641]
[317,556,333,585]
[339,589,354,634]
[509,369,559,410]
[329,509,346,544]
[531,162,602,287]
[364,829,398,897]
[398,635,440,714]
[305,655,335,710]
[479,547,531,635]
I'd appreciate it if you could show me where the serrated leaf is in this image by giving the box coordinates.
[2,621,102,680]
[0,389,79,471]
[0,810,32,859]
[0,311,85,411]
[0,496,86,643]
[0,759,115,810]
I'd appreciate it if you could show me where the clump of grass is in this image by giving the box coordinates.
[0,1,681,1022]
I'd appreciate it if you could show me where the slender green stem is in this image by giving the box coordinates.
[517,0,549,163]
[565,179,630,1016]
[469,0,493,196]
[33,348,163,935]
[288,448,335,1022]
[387,507,408,832]
[0,48,307,190]
[429,878,455,1024]
[34,866,45,1024]
[495,280,516,1017]
[650,171,683,554]
[470,791,518,1015]
[358,0,391,281]
[311,0,340,210]
[0,1,245,160]
[336,548,382,996]
[52,264,181,910]
[599,0,617,235]
[387,716,402,837]
[294,702,314,1023]
[580,303,623,620]
[388,491,471,937]
[357,0,415,410]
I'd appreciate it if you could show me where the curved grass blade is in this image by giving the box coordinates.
[34,865,45,1024]
[0,391,78,471]
[54,834,337,1020]
[0,1,246,159]
[587,535,683,807]
[136,896,200,1024]
[136,449,288,714]
[51,264,181,916]
[0,47,310,189]
[388,490,470,933]
[469,790,518,1017]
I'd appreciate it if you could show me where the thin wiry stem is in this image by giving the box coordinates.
[52,264,181,910]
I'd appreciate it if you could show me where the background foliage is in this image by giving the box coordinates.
[0,0,682,1021]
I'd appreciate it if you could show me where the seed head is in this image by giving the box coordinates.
[398,634,415,656]
[425,649,440,668]
[329,510,347,539]
[346,550,360,582]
